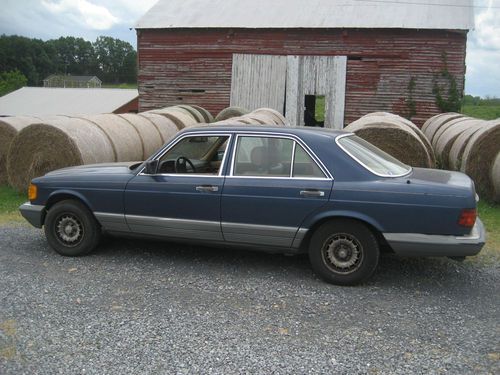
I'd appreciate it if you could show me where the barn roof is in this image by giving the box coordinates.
[136,0,474,31]
[0,87,138,116]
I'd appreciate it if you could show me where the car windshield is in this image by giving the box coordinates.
[337,135,411,177]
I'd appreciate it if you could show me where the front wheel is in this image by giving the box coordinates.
[309,220,379,286]
[44,200,101,256]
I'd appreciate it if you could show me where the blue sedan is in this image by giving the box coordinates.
[19,125,485,285]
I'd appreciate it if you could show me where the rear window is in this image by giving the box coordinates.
[337,135,411,177]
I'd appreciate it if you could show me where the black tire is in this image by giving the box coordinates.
[309,219,379,286]
[44,200,101,256]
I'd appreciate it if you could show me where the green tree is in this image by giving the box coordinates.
[47,36,97,75]
[0,35,55,85]
[0,69,28,96]
[93,36,136,83]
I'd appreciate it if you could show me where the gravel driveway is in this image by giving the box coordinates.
[1,224,499,374]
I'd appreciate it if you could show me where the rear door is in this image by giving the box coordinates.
[221,134,333,248]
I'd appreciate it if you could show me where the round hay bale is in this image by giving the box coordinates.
[244,112,279,125]
[431,117,471,149]
[422,113,466,144]
[189,105,214,123]
[433,118,484,169]
[137,113,179,144]
[215,106,249,122]
[78,114,143,162]
[492,153,500,202]
[362,112,435,166]
[118,114,164,159]
[421,113,448,135]
[154,106,198,121]
[448,122,486,171]
[148,109,198,130]
[212,116,255,125]
[175,105,206,123]
[7,118,115,192]
[460,120,500,201]
[0,116,42,185]
[252,108,288,126]
[344,120,432,168]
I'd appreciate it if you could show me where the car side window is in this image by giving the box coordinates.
[158,135,229,174]
[233,136,293,177]
[293,144,326,178]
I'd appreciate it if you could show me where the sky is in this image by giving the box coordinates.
[0,0,498,98]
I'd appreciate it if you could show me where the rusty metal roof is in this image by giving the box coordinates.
[136,0,474,30]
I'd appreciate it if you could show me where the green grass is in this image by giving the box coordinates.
[101,83,137,89]
[461,104,500,120]
[477,200,500,263]
[315,96,326,122]
[0,185,26,224]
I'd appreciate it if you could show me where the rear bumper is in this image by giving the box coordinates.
[19,202,45,228]
[383,218,486,257]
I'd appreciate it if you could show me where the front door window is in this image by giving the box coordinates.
[157,135,229,174]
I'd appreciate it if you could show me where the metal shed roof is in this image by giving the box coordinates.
[0,87,138,116]
[136,0,474,30]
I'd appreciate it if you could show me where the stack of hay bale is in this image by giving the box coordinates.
[1,105,289,193]
[1,105,211,192]
[343,112,435,168]
[422,113,500,202]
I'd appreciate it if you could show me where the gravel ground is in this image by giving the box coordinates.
[0,224,499,374]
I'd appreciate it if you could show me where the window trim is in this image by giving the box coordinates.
[335,133,412,178]
[229,133,331,180]
[139,132,233,178]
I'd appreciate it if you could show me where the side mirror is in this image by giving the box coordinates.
[144,160,159,174]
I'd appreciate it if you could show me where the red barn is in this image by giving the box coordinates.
[135,0,474,128]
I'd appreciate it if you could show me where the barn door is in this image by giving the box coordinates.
[286,56,347,129]
[230,54,287,113]
[230,54,347,129]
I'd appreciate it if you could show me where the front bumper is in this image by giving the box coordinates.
[19,202,45,228]
[383,218,486,257]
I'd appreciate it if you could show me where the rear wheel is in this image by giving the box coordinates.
[309,220,379,286]
[44,200,101,256]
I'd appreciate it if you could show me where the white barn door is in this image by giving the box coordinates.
[286,56,347,129]
[230,54,347,128]
[230,54,287,113]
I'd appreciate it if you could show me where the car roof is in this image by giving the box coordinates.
[180,124,350,138]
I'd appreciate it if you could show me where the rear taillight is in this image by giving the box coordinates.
[458,209,477,228]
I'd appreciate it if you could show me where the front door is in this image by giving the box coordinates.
[124,134,231,241]
[221,134,333,248]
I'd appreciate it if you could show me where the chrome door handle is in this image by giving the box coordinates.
[300,190,325,197]
[196,185,219,192]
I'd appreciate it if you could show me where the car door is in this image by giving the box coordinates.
[221,134,333,248]
[124,133,231,241]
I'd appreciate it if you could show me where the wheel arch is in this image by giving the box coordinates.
[298,211,389,252]
[44,190,96,225]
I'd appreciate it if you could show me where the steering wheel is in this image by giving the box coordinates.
[174,156,196,173]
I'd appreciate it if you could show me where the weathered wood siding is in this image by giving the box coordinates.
[230,54,287,113]
[285,55,347,128]
[137,28,467,127]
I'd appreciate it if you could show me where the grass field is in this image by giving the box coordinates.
[0,185,26,224]
[101,83,138,89]
[461,96,500,120]
[461,104,500,120]
[0,184,498,261]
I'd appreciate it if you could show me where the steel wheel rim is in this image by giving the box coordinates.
[55,213,84,247]
[321,233,363,275]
